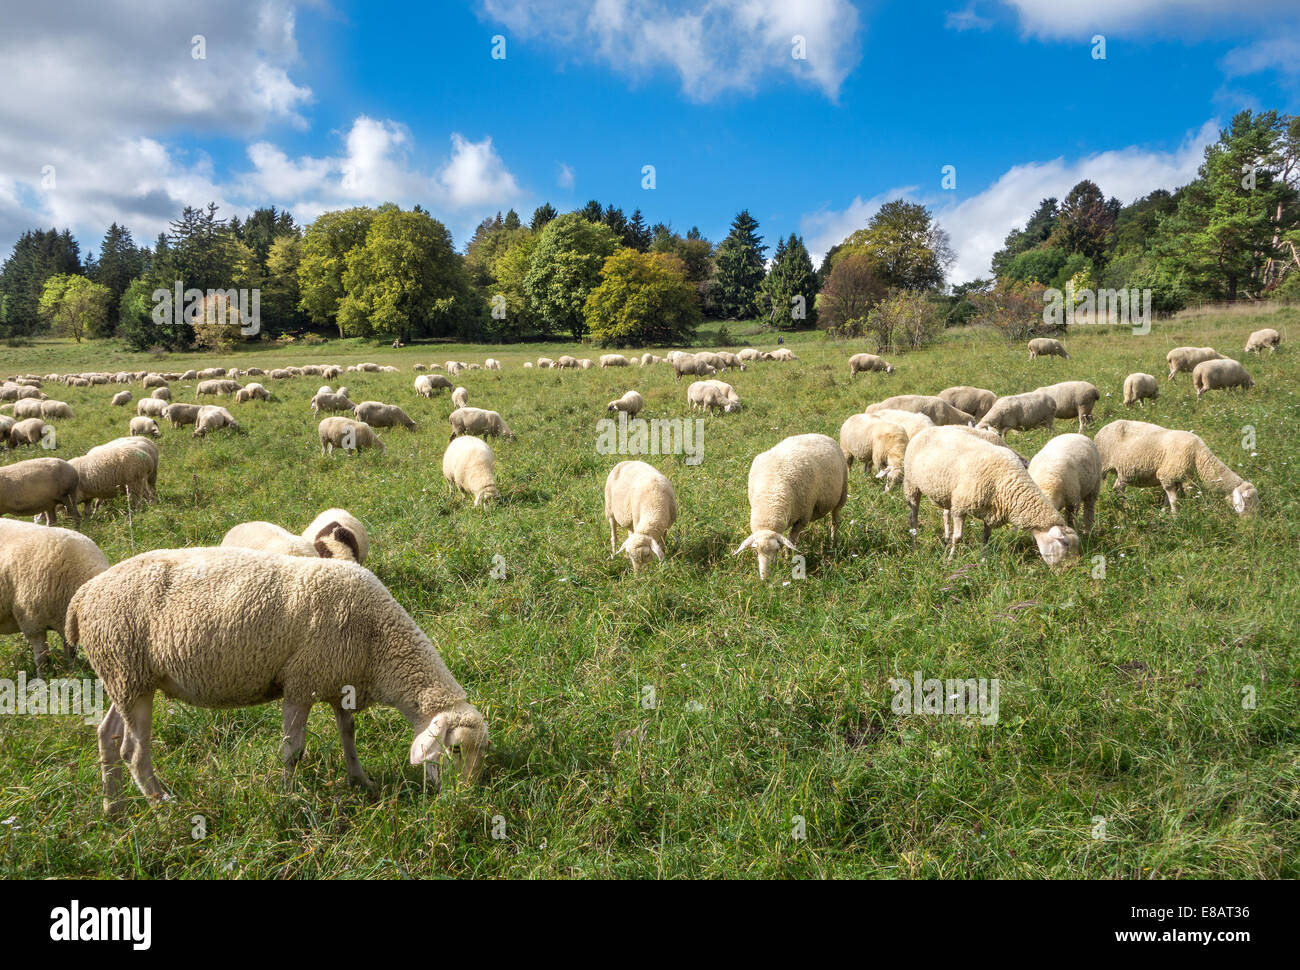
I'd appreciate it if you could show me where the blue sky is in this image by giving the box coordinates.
[1,0,1298,282]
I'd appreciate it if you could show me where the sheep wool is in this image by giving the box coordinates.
[443,436,501,508]
[301,509,371,564]
[1027,433,1102,534]
[1192,358,1253,397]
[353,401,418,430]
[0,457,81,525]
[448,407,514,441]
[318,417,385,455]
[1166,346,1222,380]
[848,353,895,376]
[604,460,677,573]
[938,386,996,422]
[1027,337,1068,360]
[1123,373,1159,407]
[1244,328,1281,353]
[866,395,973,427]
[839,413,908,490]
[1033,381,1101,432]
[607,390,645,417]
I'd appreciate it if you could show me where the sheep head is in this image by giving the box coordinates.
[619,533,665,572]
[1231,482,1258,516]
[1031,524,1080,567]
[733,529,798,580]
[409,702,489,789]
[474,485,501,509]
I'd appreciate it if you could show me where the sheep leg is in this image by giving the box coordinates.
[907,494,920,543]
[982,521,992,545]
[280,700,310,785]
[1162,484,1180,513]
[22,625,49,677]
[97,703,127,815]
[1064,506,1076,529]
[829,507,840,544]
[334,706,375,790]
[1083,495,1096,535]
[609,518,618,555]
[120,695,165,803]
[947,514,965,558]
[942,509,951,541]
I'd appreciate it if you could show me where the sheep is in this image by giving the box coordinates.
[142,374,169,389]
[301,365,324,376]
[1034,380,1101,432]
[848,353,895,376]
[604,460,677,573]
[976,392,1058,435]
[840,413,908,490]
[161,403,201,429]
[448,407,514,441]
[1027,433,1102,534]
[246,367,267,377]
[715,351,747,371]
[179,370,198,380]
[196,367,225,379]
[111,391,131,407]
[865,395,973,426]
[413,363,428,372]
[1027,337,1068,360]
[66,437,159,514]
[578,358,594,369]
[442,436,500,508]
[0,415,12,446]
[737,348,760,362]
[484,358,502,371]
[192,405,240,438]
[0,519,109,675]
[414,375,436,398]
[0,457,81,525]
[1192,358,1254,398]
[555,355,579,369]
[196,379,241,397]
[129,417,161,438]
[451,387,469,409]
[523,362,534,369]
[694,351,726,371]
[319,416,385,456]
[763,347,798,361]
[301,509,371,564]
[234,383,271,403]
[1244,328,1281,353]
[686,380,740,414]
[1094,419,1258,516]
[221,519,363,561]
[639,353,660,367]
[1123,373,1159,407]
[66,548,488,813]
[15,385,45,400]
[903,426,1080,565]
[600,354,630,368]
[534,358,553,370]
[733,433,848,579]
[938,386,997,422]
[269,368,292,380]
[353,401,417,430]
[607,390,644,417]
[672,353,717,382]
[356,362,381,373]
[9,418,52,449]
[1166,346,1222,380]
[311,391,355,415]
[12,399,45,419]
[866,408,934,440]
[150,386,171,401]
[136,398,167,418]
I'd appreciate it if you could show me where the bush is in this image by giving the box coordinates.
[583,249,700,347]
[865,291,944,352]
[969,280,1052,340]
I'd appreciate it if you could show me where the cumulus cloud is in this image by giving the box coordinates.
[998,0,1298,38]
[479,0,862,100]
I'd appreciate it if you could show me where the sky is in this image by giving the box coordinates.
[0,0,1298,283]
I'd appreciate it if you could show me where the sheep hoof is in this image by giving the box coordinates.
[348,773,377,792]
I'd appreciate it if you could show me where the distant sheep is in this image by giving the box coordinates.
[161,403,201,429]
[234,383,271,403]
[196,379,241,397]
[1028,337,1068,360]
[848,353,894,376]
[672,353,717,382]
[686,380,740,414]
[1166,346,1222,380]
[318,417,385,456]
[1123,373,1159,407]
[111,391,131,407]
[353,401,417,430]
[448,407,514,441]
[607,390,645,417]
[600,354,630,368]
[451,387,469,409]
[1244,328,1281,353]
[311,391,355,415]
[840,413,908,490]
[1192,358,1253,397]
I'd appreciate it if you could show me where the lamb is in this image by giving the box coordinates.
[976,392,1058,435]
[111,391,131,407]
[848,353,895,376]
[66,548,489,813]
[733,433,848,579]
[9,418,52,449]
[903,426,1080,565]
[234,383,271,403]
[1123,373,1159,407]
[221,518,362,561]
[1034,380,1101,432]
[311,391,355,415]
[442,436,501,508]
[600,354,630,368]
[839,413,908,490]
[353,401,417,430]
[301,509,371,564]
[0,519,109,674]
[66,437,159,514]
[938,386,997,422]
[1244,328,1281,353]
[196,379,241,397]
[129,417,161,438]
[865,395,973,426]
[1166,346,1222,380]
[0,457,81,525]
[686,380,740,414]
[1094,419,1258,515]
[1027,433,1102,534]
[672,353,717,382]
[451,387,469,409]
[604,460,677,573]
[1027,337,1068,360]
[319,416,385,455]
[136,398,167,418]
[448,407,514,441]
[1192,358,1253,397]
[192,405,240,438]
[161,403,201,429]
[607,390,645,417]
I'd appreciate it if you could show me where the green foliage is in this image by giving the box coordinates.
[1048,179,1118,266]
[297,207,378,334]
[760,233,819,329]
[831,200,952,291]
[819,254,886,335]
[713,210,767,319]
[37,273,112,342]
[864,290,944,352]
[0,228,82,337]
[524,212,620,339]
[583,248,700,346]
[87,223,145,335]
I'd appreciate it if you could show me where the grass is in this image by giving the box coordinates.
[1,311,1297,879]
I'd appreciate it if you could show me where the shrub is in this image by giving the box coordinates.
[583,249,700,347]
[865,291,944,353]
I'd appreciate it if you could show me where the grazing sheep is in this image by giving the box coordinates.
[142,374,169,389]
[129,417,161,438]
[353,401,417,430]
[221,519,362,561]
[0,415,13,446]
[903,426,1080,565]
[938,386,997,422]
[604,460,677,573]
[484,358,502,371]
[578,358,594,369]
[414,375,437,398]
[66,548,488,813]
[736,348,760,362]
[9,418,52,449]
[866,408,934,440]
[1028,434,1102,534]
[1166,346,1222,380]
[301,509,370,564]
[1034,380,1101,432]
[246,367,266,377]
[1095,419,1258,516]
[66,437,159,514]
[196,379,241,397]
[413,363,428,372]
[161,403,201,429]
[715,351,747,371]
[38,400,73,420]
[111,391,131,407]
[136,397,167,418]
[448,407,514,441]
[976,392,1058,435]
[179,370,198,380]
[192,405,240,438]
[1123,373,1159,407]
[15,386,45,400]
[866,395,973,426]
[733,433,848,579]
[600,354,630,368]
[672,353,717,382]
[0,457,81,525]
[150,387,171,401]
[523,362,534,369]
[196,367,225,379]
[686,380,740,414]
[319,416,385,456]
[0,519,109,674]
[270,368,292,380]
[234,383,271,403]
[534,358,553,370]
[763,347,798,362]
[607,390,645,417]
[12,398,45,420]
[442,436,500,508]
[555,355,579,369]
[1027,337,1068,360]
[848,353,895,376]
[840,413,908,490]
[451,387,469,409]
[1192,358,1254,398]
[311,391,355,415]
[639,353,660,366]
[1244,328,1281,353]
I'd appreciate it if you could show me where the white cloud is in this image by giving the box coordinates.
[998,0,1298,38]
[436,134,522,209]
[557,163,576,191]
[946,4,994,32]
[1222,36,1300,87]
[800,186,921,265]
[479,0,862,101]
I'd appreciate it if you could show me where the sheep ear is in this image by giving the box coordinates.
[1048,525,1065,539]
[874,467,891,479]
[617,536,634,555]
[780,535,800,553]
[732,535,755,555]
[409,715,448,766]
[650,539,665,561]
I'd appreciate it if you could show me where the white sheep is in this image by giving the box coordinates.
[442,436,500,508]
[839,413,908,490]
[1123,373,1159,407]
[484,358,502,370]
[938,386,997,422]
[451,387,469,409]
[66,437,159,515]
[150,386,171,401]
[353,401,417,430]
[600,354,630,368]
[0,519,109,674]
[8,418,52,449]
[607,390,645,417]
[311,391,355,415]
[603,460,677,572]
[318,417,385,455]
[671,353,717,382]
[1244,328,1281,353]
[136,397,167,418]
[865,408,934,440]
[737,348,760,362]
[301,509,371,564]
[1034,380,1101,432]
[686,380,740,414]
[414,375,436,398]
[1027,337,1068,359]
[1192,358,1253,397]
[1094,419,1258,515]
[0,457,80,524]
[1027,433,1102,534]
[763,347,798,361]
[234,383,271,403]
[161,403,201,428]
[866,395,973,426]
[1166,346,1222,380]
[111,391,131,407]
[976,392,1058,435]
[903,426,1080,565]
[221,518,362,561]
[66,548,488,813]
[129,416,161,438]
[848,353,895,376]
[193,405,240,438]
[448,406,514,441]
[733,433,848,579]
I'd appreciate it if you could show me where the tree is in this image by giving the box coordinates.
[297,207,377,334]
[992,198,1058,278]
[38,274,112,342]
[833,201,952,291]
[1049,180,1115,266]
[584,249,700,346]
[235,206,297,274]
[119,277,167,351]
[530,203,558,231]
[88,223,144,334]
[760,233,819,329]
[713,210,767,319]
[486,230,539,339]
[523,212,620,339]
[0,228,83,337]
[865,290,944,353]
[503,209,522,231]
[624,209,652,251]
[262,235,306,334]
[818,254,886,335]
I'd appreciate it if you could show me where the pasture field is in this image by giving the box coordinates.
[1,311,1297,879]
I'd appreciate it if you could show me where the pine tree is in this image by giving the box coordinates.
[625,209,652,251]
[761,233,818,329]
[712,210,767,319]
[88,223,145,334]
[530,203,558,230]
